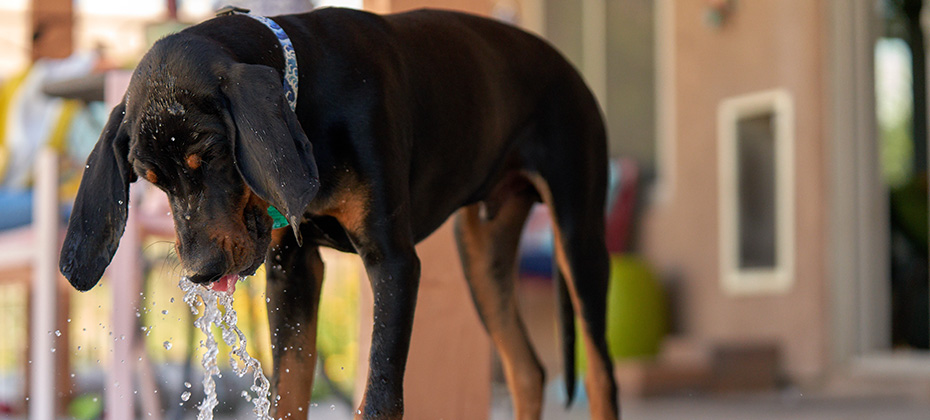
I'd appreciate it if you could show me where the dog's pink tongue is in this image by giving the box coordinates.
[210,274,238,294]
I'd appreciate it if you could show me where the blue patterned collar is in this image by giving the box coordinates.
[216,6,299,111]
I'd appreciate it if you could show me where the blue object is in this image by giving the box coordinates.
[517,161,624,277]
[0,190,72,230]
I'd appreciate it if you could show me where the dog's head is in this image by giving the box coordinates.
[59,35,319,291]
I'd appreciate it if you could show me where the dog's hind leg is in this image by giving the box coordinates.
[527,171,619,420]
[266,230,325,420]
[454,192,544,420]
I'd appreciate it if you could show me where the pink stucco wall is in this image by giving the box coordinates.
[642,0,829,382]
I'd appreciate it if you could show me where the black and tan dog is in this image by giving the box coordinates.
[59,7,618,420]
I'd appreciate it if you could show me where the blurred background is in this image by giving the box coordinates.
[1,0,930,419]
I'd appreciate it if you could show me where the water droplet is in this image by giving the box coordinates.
[184,381,191,388]
[163,341,172,350]
[54,330,61,337]
[180,391,191,401]
[161,310,168,315]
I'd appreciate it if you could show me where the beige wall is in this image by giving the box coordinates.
[643,0,828,381]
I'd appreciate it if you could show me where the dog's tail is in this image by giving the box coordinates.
[556,266,576,407]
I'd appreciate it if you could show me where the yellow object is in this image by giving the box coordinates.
[48,99,80,152]
[51,100,82,199]
[577,255,668,372]
[604,255,667,359]
[0,69,31,182]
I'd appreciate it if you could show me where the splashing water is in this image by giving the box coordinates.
[179,277,273,420]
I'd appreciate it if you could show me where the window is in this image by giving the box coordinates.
[718,90,795,295]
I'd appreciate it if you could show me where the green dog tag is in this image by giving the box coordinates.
[267,206,289,229]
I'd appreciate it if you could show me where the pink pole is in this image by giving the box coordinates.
[101,69,137,420]
[106,184,142,420]
[29,149,58,420]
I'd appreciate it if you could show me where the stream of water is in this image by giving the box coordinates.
[179,277,273,420]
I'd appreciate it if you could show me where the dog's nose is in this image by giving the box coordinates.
[186,258,227,285]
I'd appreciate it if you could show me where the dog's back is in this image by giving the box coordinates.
[263,8,604,240]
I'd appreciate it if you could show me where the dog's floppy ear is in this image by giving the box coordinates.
[222,63,319,245]
[59,101,133,291]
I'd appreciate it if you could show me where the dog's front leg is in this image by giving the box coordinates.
[354,234,421,420]
[266,232,325,420]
